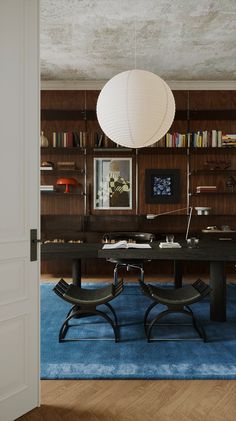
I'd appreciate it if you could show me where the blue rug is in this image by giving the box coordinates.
[41,283,236,379]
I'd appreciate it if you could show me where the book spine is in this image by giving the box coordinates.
[53,132,56,148]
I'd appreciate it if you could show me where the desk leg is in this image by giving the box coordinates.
[174,261,182,289]
[210,261,226,322]
[72,259,81,287]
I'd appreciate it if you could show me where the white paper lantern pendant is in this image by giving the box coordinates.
[96,69,175,149]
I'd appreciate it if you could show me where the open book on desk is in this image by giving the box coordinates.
[102,240,151,249]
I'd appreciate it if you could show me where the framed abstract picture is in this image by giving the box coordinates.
[94,157,132,209]
[145,169,180,204]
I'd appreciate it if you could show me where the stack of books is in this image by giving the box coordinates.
[40,166,53,171]
[196,185,217,193]
[57,161,76,170]
[222,134,236,147]
[40,185,54,192]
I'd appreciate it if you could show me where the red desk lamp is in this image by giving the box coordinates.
[56,177,77,193]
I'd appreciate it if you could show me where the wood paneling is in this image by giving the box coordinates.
[41,90,86,109]
[138,152,188,215]
[40,89,236,277]
[189,149,236,216]
[189,90,236,133]
[41,150,86,215]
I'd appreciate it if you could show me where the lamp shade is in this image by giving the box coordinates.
[96,69,175,148]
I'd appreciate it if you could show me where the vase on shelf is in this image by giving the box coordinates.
[40,131,49,147]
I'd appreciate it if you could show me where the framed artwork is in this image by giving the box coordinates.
[145,169,180,204]
[94,157,132,210]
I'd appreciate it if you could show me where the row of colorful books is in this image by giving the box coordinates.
[52,131,86,148]
[149,131,236,148]
[165,131,224,148]
[49,130,236,149]
[51,131,117,148]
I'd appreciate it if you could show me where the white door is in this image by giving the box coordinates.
[0,1,40,420]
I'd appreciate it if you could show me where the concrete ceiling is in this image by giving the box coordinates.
[40,0,236,81]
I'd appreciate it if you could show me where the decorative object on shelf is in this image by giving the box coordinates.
[96,69,175,148]
[145,169,180,204]
[57,161,76,170]
[195,207,211,215]
[202,226,236,234]
[41,161,54,170]
[221,225,232,231]
[205,226,218,231]
[94,157,132,210]
[40,131,49,147]
[204,160,231,170]
[56,177,77,193]
[225,175,236,192]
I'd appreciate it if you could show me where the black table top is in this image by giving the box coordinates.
[41,240,236,262]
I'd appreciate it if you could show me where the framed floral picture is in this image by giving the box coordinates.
[94,157,132,209]
[145,169,180,204]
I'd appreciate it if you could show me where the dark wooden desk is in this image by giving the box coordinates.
[41,241,236,322]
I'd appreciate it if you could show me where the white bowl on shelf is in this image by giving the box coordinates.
[195,207,211,215]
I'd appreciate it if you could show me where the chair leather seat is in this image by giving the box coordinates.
[64,284,114,305]
[149,284,201,306]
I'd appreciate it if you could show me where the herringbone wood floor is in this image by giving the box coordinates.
[17,380,236,421]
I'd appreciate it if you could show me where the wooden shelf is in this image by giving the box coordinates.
[40,168,85,174]
[41,109,236,121]
[202,229,236,233]
[92,147,133,152]
[190,191,236,196]
[41,191,86,196]
[138,147,188,154]
[41,109,96,120]
[190,170,236,175]
[189,147,236,154]
[41,147,85,154]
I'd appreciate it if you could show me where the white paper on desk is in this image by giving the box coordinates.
[159,242,182,248]
[103,240,151,249]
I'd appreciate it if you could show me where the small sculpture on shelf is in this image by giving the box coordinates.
[204,160,231,170]
[40,131,49,147]
[225,175,236,192]
[41,161,54,170]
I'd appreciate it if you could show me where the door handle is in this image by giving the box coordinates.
[30,229,41,261]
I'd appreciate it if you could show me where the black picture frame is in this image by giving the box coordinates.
[145,169,180,204]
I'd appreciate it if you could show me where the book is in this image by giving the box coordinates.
[159,242,181,248]
[102,240,151,249]
[40,185,54,191]
[40,166,53,171]
[196,185,217,193]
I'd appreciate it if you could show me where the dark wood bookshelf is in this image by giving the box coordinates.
[41,191,86,196]
[41,109,236,121]
[41,147,85,154]
[40,169,85,174]
[40,88,236,277]
[190,170,236,175]
[190,191,236,196]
